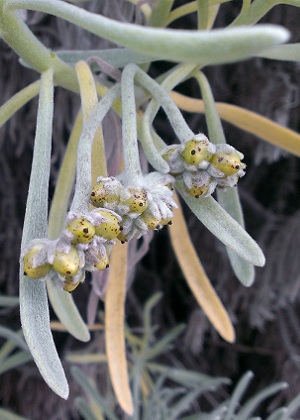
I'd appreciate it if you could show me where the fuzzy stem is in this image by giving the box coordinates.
[121,65,143,184]
[132,64,195,142]
[71,85,121,213]
[139,63,197,172]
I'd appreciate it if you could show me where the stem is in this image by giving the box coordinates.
[133,65,195,142]
[138,63,197,171]
[121,65,143,184]
[71,85,121,213]
[194,71,225,144]
[197,0,209,30]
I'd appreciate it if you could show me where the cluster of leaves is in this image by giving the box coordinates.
[0,0,300,417]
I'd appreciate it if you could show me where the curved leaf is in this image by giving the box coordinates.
[195,71,255,286]
[105,242,134,415]
[20,68,69,399]
[0,80,40,128]
[4,1,289,65]
[176,181,265,267]
[258,43,300,61]
[169,194,235,342]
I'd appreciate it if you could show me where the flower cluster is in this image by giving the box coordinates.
[161,134,246,198]
[21,209,122,292]
[22,171,178,291]
[90,171,177,242]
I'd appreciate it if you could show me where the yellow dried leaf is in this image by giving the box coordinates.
[169,193,235,343]
[170,91,300,157]
[105,242,134,415]
[75,60,107,181]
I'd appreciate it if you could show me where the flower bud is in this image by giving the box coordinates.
[63,271,85,292]
[181,137,214,167]
[141,210,161,230]
[210,148,245,177]
[121,187,148,214]
[23,244,51,279]
[53,246,80,277]
[183,171,216,199]
[67,217,95,244]
[90,176,121,207]
[117,230,128,244]
[161,145,184,176]
[94,210,121,240]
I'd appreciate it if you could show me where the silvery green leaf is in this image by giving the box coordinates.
[71,367,118,420]
[176,181,265,267]
[224,371,254,420]
[266,408,289,420]
[5,1,290,65]
[47,281,90,342]
[56,48,152,67]
[0,296,19,307]
[0,351,32,376]
[75,397,98,420]
[0,326,28,352]
[258,43,300,61]
[236,382,288,420]
[20,69,69,399]
[196,71,255,286]
[217,189,255,286]
[0,407,29,420]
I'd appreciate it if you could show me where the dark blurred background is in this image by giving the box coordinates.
[0,1,300,418]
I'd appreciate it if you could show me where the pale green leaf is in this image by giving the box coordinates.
[258,43,300,61]
[0,407,29,420]
[4,1,289,65]
[0,326,28,352]
[176,182,265,267]
[0,351,32,376]
[236,382,288,420]
[195,70,255,286]
[20,68,69,399]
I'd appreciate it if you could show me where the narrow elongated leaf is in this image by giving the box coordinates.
[0,351,32,376]
[105,242,133,415]
[75,398,99,420]
[224,371,254,420]
[0,326,28,352]
[0,80,40,128]
[236,382,288,420]
[258,43,300,61]
[20,69,69,399]
[0,407,29,420]
[176,182,265,267]
[0,296,19,307]
[47,111,90,343]
[195,71,255,286]
[169,92,300,157]
[169,194,235,342]
[4,1,289,65]
[71,366,118,420]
